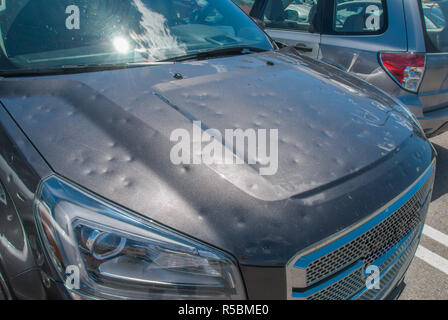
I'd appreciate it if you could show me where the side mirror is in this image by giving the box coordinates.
[251,17,266,30]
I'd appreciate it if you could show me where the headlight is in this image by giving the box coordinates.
[34,176,246,300]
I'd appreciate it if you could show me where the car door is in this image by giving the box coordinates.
[251,0,323,58]
[318,0,408,79]
[416,0,448,114]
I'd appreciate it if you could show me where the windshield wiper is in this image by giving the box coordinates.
[0,47,267,77]
[163,46,268,62]
[0,61,174,78]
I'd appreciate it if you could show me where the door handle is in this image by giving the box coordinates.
[294,43,313,53]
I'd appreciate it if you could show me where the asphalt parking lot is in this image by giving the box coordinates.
[400,133,448,300]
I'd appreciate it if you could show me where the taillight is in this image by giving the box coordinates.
[379,52,426,93]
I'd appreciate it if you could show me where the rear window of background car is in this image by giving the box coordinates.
[333,0,387,35]
[421,0,448,52]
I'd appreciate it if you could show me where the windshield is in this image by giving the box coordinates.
[0,0,273,72]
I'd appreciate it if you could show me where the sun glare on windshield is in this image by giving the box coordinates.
[113,36,131,54]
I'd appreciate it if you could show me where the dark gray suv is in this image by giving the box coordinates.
[0,0,436,300]
[236,0,448,137]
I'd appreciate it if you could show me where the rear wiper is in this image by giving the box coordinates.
[0,61,174,77]
[163,46,268,62]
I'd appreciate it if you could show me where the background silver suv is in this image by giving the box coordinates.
[235,0,448,137]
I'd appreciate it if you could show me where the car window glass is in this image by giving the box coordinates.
[421,0,448,52]
[0,0,273,71]
[232,0,256,14]
[333,0,386,34]
[262,0,320,33]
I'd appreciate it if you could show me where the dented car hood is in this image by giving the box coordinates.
[0,49,433,265]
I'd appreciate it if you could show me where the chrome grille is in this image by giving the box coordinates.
[306,174,433,286]
[305,225,421,300]
[288,165,435,300]
[307,266,365,300]
[359,232,420,300]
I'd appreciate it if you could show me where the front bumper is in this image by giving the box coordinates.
[39,163,433,301]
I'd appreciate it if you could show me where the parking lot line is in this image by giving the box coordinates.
[423,225,448,247]
[416,246,448,275]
